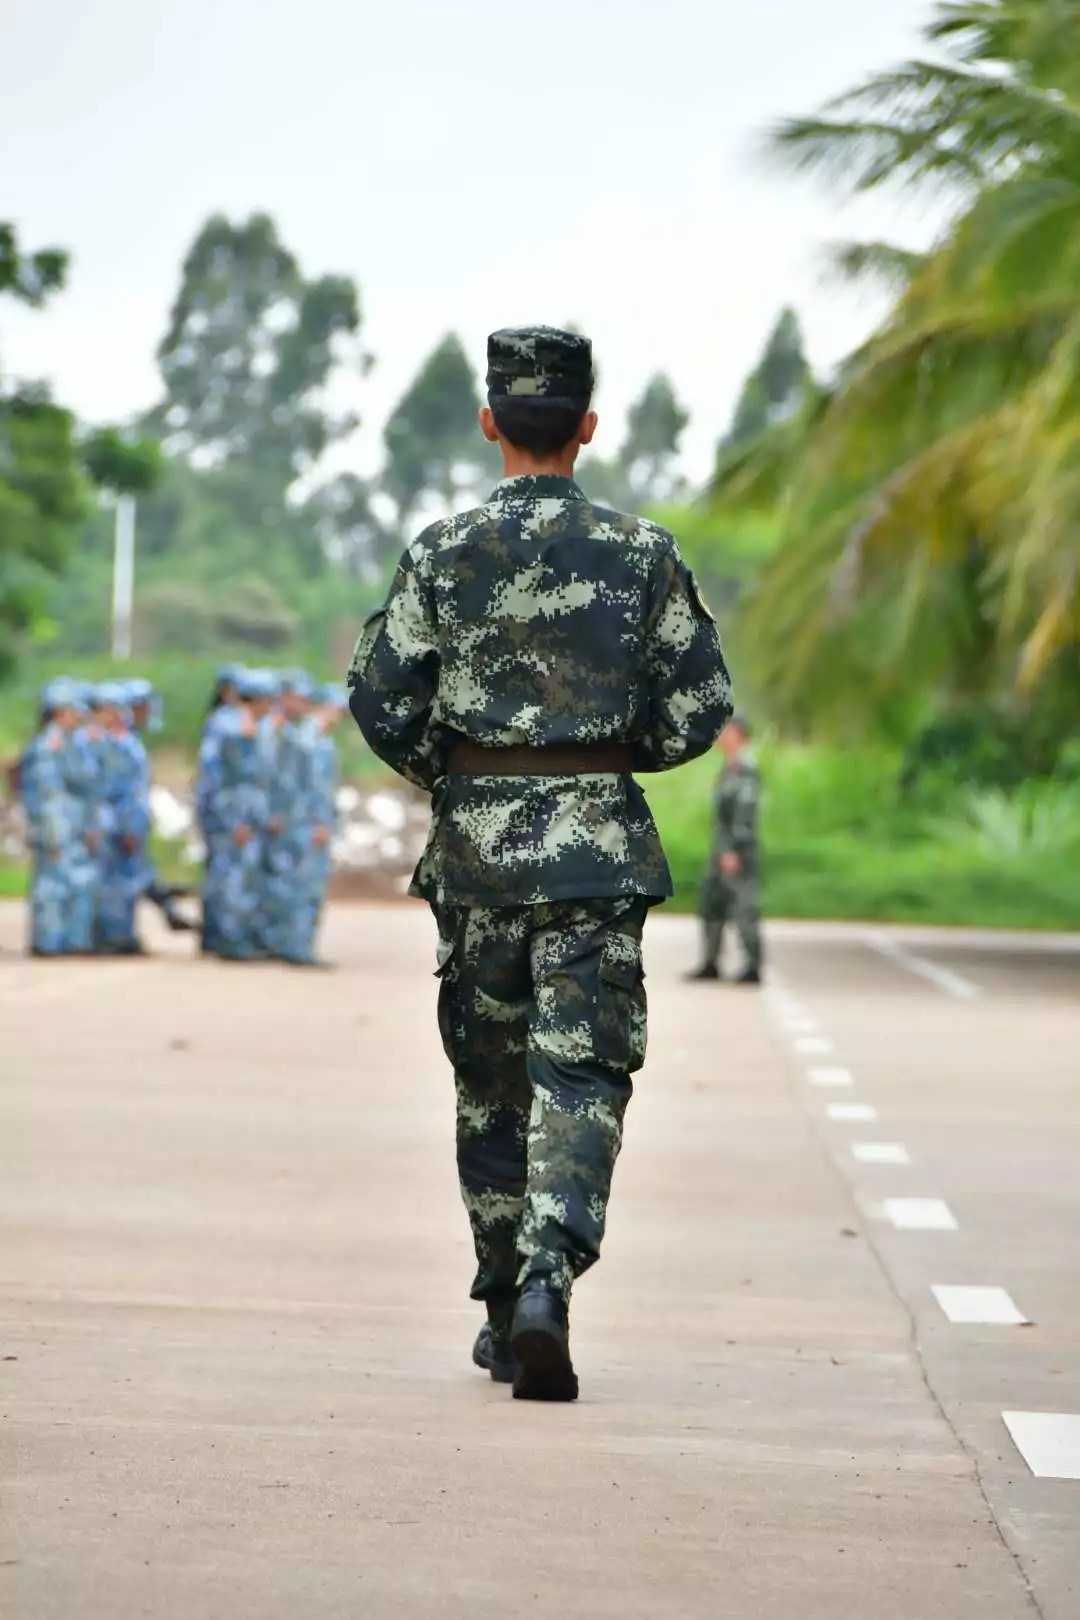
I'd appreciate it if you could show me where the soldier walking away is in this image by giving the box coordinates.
[348,326,733,1402]
[688,714,762,985]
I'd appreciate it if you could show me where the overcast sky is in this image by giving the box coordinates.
[2,0,940,482]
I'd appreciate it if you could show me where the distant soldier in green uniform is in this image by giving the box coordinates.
[348,326,732,1401]
[688,714,762,984]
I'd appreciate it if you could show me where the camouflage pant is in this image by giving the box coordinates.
[434,896,649,1307]
[700,869,761,973]
[204,834,266,960]
[261,831,317,963]
[29,848,97,955]
[95,841,153,949]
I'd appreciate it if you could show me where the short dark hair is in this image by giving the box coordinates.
[489,395,590,456]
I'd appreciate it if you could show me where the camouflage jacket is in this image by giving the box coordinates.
[711,748,761,864]
[203,709,275,837]
[196,706,235,836]
[348,473,733,906]
[308,727,340,829]
[20,725,100,858]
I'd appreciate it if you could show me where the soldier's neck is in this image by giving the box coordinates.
[499,445,580,481]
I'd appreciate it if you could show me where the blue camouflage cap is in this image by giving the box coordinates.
[235,667,278,701]
[124,676,163,730]
[279,668,314,698]
[92,680,131,709]
[39,677,88,716]
[214,663,246,689]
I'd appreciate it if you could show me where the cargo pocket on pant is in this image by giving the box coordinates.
[595,934,647,1072]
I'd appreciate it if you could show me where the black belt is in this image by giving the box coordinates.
[447,740,633,776]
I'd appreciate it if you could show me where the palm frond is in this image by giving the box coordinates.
[823,240,927,291]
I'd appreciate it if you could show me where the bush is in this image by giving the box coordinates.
[135,581,217,655]
[643,740,1080,928]
[213,575,298,650]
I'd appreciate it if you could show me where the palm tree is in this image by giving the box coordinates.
[715,1,1080,727]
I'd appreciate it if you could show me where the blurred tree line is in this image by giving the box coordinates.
[4,211,728,676]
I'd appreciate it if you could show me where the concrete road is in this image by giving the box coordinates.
[1,902,1077,1619]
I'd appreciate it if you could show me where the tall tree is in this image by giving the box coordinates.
[381,333,498,525]
[0,225,85,680]
[580,372,690,510]
[150,213,363,494]
[619,373,689,502]
[725,308,811,447]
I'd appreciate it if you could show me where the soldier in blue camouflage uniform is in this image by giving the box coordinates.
[197,666,245,954]
[89,680,145,954]
[20,678,102,956]
[349,327,733,1401]
[688,714,762,985]
[292,683,347,965]
[202,668,277,961]
[261,670,324,965]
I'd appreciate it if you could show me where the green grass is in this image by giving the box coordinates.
[643,743,1080,928]
[0,863,27,898]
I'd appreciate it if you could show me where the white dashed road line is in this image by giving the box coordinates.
[932,1285,1029,1325]
[773,958,1080,1512]
[863,930,982,1001]
[852,1142,910,1165]
[1002,1412,1080,1480]
[795,1035,834,1054]
[807,1067,855,1088]
[884,1197,958,1231]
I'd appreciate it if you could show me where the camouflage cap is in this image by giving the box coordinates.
[279,667,314,698]
[487,326,594,401]
[39,677,88,716]
[92,680,130,710]
[235,667,277,701]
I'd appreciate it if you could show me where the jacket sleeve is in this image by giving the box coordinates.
[20,738,66,853]
[346,547,443,793]
[311,736,339,827]
[196,721,223,835]
[631,546,734,773]
[726,765,760,853]
[116,736,151,842]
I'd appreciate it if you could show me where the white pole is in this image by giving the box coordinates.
[111,493,136,660]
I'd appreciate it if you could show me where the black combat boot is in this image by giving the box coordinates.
[735,967,762,985]
[471,1301,516,1384]
[685,963,720,982]
[511,1283,578,1403]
